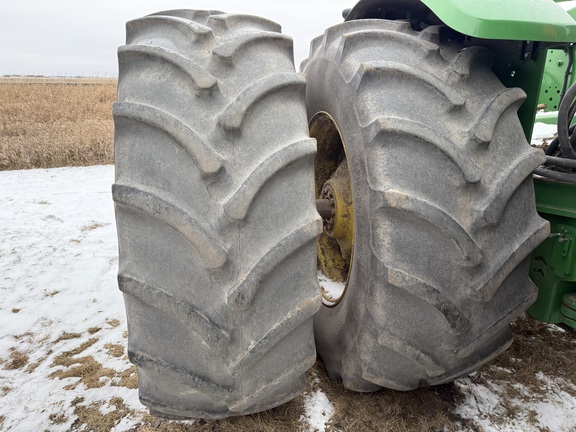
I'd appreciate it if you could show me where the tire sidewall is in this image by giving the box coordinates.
[306,55,375,372]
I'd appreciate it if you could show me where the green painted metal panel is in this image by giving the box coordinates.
[535,179,576,218]
[529,178,576,323]
[421,0,576,41]
[493,48,548,141]
[536,4,576,118]
[560,293,576,329]
[535,111,560,124]
[538,49,574,112]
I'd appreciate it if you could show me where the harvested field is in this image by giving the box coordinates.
[0,77,116,170]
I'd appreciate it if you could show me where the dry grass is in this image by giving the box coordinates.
[0,77,116,170]
[106,318,121,328]
[452,315,576,430]
[50,338,140,394]
[80,221,106,232]
[3,349,29,370]
[308,364,467,432]
[486,314,576,397]
[111,363,467,432]
[50,338,116,389]
[88,326,102,335]
[71,396,133,432]
[112,315,576,432]
[105,343,125,358]
[53,332,82,344]
[116,365,138,389]
[2,314,563,430]
[134,397,306,432]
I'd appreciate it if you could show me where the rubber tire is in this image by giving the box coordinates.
[113,10,321,418]
[302,20,550,392]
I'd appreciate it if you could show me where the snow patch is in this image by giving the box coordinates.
[531,122,557,147]
[0,165,141,431]
[454,370,576,432]
[318,270,346,306]
[301,389,335,432]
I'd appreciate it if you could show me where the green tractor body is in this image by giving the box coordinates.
[529,180,576,326]
[535,2,576,123]
[528,3,576,329]
[421,0,576,41]
[349,0,576,41]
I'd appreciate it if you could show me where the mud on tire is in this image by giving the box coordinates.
[113,10,321,418]
[302,19,549,391]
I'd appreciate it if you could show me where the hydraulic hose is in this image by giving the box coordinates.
[546,155,576,170]
[539,45,576,180]
[534,168,576,184]
[546,124,576,155]
[557,80,576,158]
[560,44,574,102]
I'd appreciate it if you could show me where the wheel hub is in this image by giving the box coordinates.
[311,112,354,302]
[319,161,353,261]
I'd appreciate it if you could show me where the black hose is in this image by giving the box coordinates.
[560,44,574,102]
[570,98,576,119]
[545,124,576,155]
[558,81,576,158]
[546,136,560,155]
[545,155,576,169]
[563,103,576,151]
[534,168,576,184]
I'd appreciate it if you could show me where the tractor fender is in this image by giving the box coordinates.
[345,0,576,42]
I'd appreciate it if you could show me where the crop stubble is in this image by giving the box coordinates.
[0,77,116,171]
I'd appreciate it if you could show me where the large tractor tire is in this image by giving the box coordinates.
[302,20,550,392]
[113,10,321,418]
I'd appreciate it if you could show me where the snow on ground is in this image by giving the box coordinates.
[455,370,576,432]
[531,121,557,147]
[301,389,334,432]
[1,165,576,431]
[301,370,335,432]
[0,165,143,431]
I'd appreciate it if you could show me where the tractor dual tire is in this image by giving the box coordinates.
[113,10,321,418]
[302,20,550,392]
